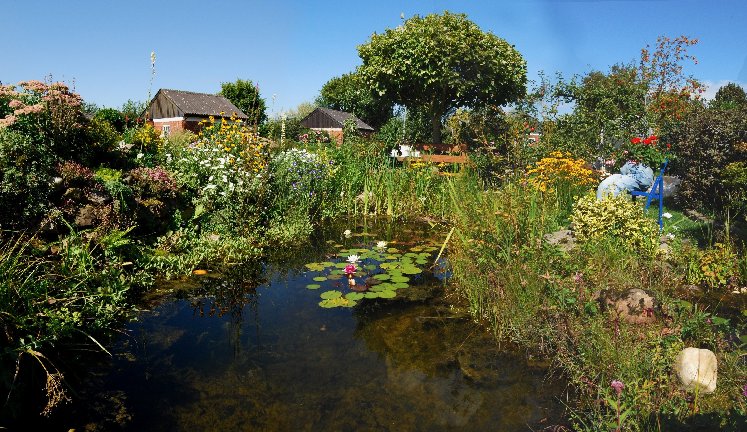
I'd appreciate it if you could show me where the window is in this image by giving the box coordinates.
[162,125,171,137]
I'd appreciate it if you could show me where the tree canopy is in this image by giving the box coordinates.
[316,72,392,129]
[219,79,267,124]
[357,12,526,143]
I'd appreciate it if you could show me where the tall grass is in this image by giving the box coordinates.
[443,172,747,429]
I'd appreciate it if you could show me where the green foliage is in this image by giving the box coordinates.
[85,117,120,164]
[571,193,659,254]
[93,108,126,132]
[668,104,747,216]
[219,78,267,125]
[316,72,392,129]
[710,83,747,110]
[0,128,54,226]
[550,64,648,159]
[357,11,526,143]
[119,99,146,128]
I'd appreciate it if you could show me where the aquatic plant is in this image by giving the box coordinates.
[301,239,441,308]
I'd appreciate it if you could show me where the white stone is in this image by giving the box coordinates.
[674,348,717,394]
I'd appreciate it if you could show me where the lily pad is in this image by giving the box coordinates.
[364,264,378,271]
[334,262,349,269]
[345,292,365,301]
[378,290,396,299]
[364,292,380,299]
[320,290,342,300]
[392,282,409,289]
[387,248,400,253]
[327,274,343,280]
[319,297,357,308]
[373,273,391,281]
[390,275,410,283]
[313,276,328,282]
[415,259,428,265]
[306,284,321,290]
[402,266,422,275]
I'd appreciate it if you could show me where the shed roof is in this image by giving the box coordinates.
[304,107,374,131]
[156,89,249,119]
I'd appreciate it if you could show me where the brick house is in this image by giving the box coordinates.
[300,107,374,142]
[145,89,249,136]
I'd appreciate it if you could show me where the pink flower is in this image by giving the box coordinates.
[610,380,624,396]
[344,264,356,275]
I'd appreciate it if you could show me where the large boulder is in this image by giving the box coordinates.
[674,347,717,394]
[611,288,657,324]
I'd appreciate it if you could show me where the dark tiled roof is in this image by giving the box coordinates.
[315,107,374,131]
[160,89,249,119]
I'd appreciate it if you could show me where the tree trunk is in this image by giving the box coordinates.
[430,111,442,144]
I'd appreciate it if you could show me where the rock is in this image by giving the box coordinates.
[674,348,717,394]
[543,229,576,252]
[87,191,110,205]
[612,288,657,324]
[63,187,85,201]
[74,204,98,228]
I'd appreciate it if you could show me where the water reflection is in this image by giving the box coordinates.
[50,220,565,431]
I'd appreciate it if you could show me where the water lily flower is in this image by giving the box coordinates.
[662,212,672,219]
[376,241,387,249]
[344,264,357,275]
[346,255,360,263]
[343,229,352,238]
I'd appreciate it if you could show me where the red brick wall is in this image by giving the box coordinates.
[153,120,185,135]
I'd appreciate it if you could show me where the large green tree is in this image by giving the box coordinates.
[219,79,267,124]
[357,12,526,143]
[316,72,393,129]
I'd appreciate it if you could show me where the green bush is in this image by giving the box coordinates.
[571,193,659,254]
[93,108,126,132]
[0,129,54,226]
[669,105,747,216]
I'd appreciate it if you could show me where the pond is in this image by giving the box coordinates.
[46,220,567,431]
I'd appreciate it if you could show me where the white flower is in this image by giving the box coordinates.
[662,212,673,219]
[666,233,675,240]
[136,153,144,159]
[376,241,387,249]
[208,176,214,181]
[204,184,216,190]
[343,229,352,238]
[346,255,360,263]
[52,177,62,184]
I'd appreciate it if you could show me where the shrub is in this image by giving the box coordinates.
[0,129,54,226]
[93,108,126,132]
[127,166,179,198]
[669,105,747,216]
[571,193,659,254]
[165,115,268,235]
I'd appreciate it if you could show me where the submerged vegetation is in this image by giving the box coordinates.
[2,12,747,431]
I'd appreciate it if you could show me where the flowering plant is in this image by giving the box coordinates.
[618,134,671,168]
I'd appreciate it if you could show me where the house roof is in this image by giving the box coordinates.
[305,107,374,131]
[157,89,249,119]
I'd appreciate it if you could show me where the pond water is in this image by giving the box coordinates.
[49,220,567,431]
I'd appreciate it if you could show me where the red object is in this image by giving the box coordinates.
[344,264,356,275]
[631,137,642,144]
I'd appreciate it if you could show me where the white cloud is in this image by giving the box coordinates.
[700,80,747,101]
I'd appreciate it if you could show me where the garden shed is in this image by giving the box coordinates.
[300,107,374,142]
[146,89,248,135]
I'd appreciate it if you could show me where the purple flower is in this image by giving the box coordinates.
[611,380,624,396]
[742,384,747,397]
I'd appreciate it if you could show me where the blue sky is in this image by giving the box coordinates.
[2,0,746,117]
